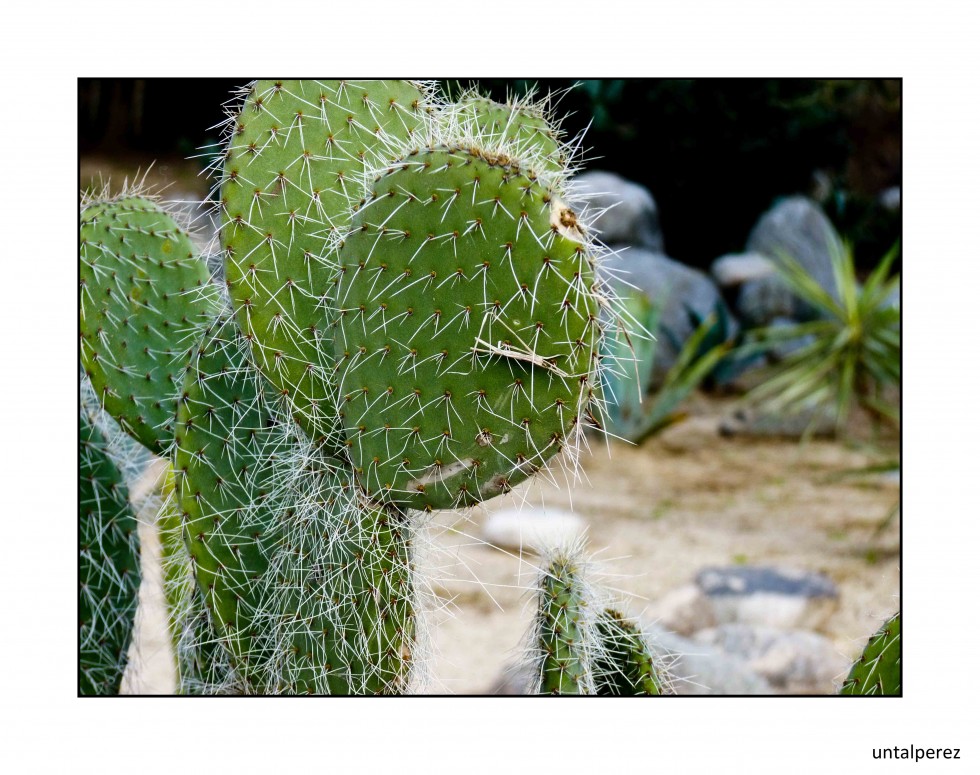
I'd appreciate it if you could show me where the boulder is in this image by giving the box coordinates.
[710,251,776,288]
[695,565,840,630]
[736,196,845,326]
[694,624,849,694]
[878,186,901,212]
[571,171,664,252]
[646,583,716,636]
[718,406,838,439]
[599,246,738,379]
[645,623,772,695]
[764,316,818,361]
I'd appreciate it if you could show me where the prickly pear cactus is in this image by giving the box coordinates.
[79,411,141,695]
[841,612,901,695]
[80,192,219,454]
[175,317,415,693]
[78,80,647,697]
[526,547,668,696]
[533,549,592,694]
[220,80,432,447]
[593,609,664,695]
[175,316,293,689]
[335,144,605,510]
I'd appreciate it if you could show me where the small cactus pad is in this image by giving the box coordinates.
[593,609,664,695]
[176,318,414,693]
[175,317,294,689]
[79,412,141,695]
[335,145,603,510]
[221,80,431,446]
[535,552,591,694]
[447,90,567,174]
[80,195,218,453]
[841,612,901,695]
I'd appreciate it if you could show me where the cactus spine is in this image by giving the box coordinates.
[157,466,236,693]
[444,88,571,174]
[173,315,418,693]
[592,609,664,695]
[335,144,604,510]
[533,548,594,693]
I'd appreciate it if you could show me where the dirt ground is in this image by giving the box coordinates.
[121,394,900,695]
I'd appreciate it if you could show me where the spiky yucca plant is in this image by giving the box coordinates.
[742,240,900,433]
[601,291,730,443]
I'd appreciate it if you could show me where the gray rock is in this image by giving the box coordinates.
[481,507,587,554]
[599,246,738,379]
[710,252,776,288]
[718,406,838,440]
[878,468,900,486]
[735,274,799,324]
[694,624,849,694]
[487,664,535,695]
[737,196,845,326]
[644,623,772,695]
[695,566,840,630]
[646,583,716,637]
[571,171,664,252]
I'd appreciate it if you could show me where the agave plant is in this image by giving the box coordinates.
[601,291,730,444]
[742,240,900,434]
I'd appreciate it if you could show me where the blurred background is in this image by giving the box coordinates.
[81,79,900,695]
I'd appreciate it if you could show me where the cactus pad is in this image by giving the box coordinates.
[593,609,664,695]
[176,317,415,693]
[80,194,218,453]
[335,145,604,510]
[175,317,282,690]
[79,411,141,695]
[534,551,591,694]
[220,80,431,447]
[841,612,901,695]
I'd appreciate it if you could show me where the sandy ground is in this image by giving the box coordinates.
[120,394,900,695]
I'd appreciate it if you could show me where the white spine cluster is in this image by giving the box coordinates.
[170,307,436,693]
